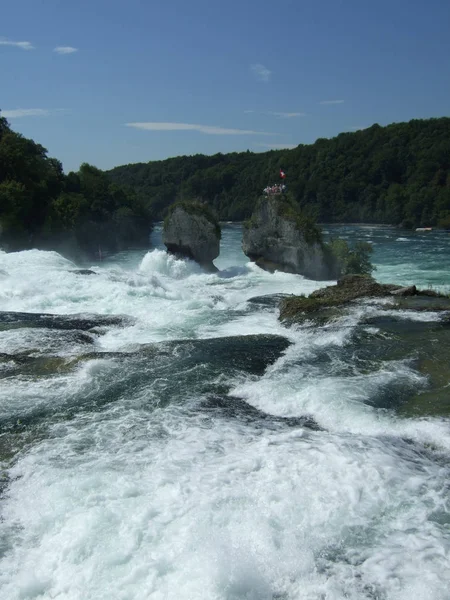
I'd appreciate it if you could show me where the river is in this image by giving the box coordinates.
[0,224,449,600]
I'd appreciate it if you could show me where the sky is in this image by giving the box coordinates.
[2,0,450,172]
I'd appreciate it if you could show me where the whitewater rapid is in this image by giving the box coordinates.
[0,225,449,600]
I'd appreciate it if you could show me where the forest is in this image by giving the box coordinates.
[0,113,149,254]
[108,117,450,228]
[1,115,449,256]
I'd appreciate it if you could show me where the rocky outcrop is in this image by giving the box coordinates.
[279,274,450,323]
[163,202,220,272]
[0,215,151,261]
[242,196,333,280]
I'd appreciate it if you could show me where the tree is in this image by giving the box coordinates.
[328,239,374,276]
[0,118,152,254]
[107,117,450,228]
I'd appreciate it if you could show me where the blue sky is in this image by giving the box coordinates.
[2,0,450,172]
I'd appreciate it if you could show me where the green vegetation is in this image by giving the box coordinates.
[326,239,374,277]
[164,200,221,238]
[108,117,450,227]
[3,114,449,256]
[0,114,150,254]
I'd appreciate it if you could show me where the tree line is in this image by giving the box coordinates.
[1,114,449,258]
[0,113,150,255]
[108,117,450,228]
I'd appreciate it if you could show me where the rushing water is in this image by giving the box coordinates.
[0,224,449,600]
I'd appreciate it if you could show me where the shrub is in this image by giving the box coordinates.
[327,238,374,276]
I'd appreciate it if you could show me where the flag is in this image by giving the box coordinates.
[280,169,286,179]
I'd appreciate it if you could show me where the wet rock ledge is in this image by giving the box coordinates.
[279,274,450,324]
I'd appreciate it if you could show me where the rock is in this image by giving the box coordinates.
[0,353,74,379]
[279,275,450,324]
[163,201,220,271]
[312,274,399,301]
[247,293,292,308]
[394,296,450,311]
[70,269,97,276]
[201,395,322,431]
[0,311,134,332]
[390,285,417,296]
[242,196,332,279]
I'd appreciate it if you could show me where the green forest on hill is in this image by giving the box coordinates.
[108,117,450,228]
[1,115,449,257]
[0,113,149,254]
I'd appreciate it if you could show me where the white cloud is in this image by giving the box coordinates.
[2,108,68,119]
[268,111,306,118]
[250,63,271,82]
[0,38,34,50]
[54,46,78,54]
[319,100,344,105]
[1,108,50,118]
[126,122,277,135]
[255,142,297,149]
[245,110,306,119]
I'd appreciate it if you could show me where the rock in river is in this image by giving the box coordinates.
[163,201,221,272]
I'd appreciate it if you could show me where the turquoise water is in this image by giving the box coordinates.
[322,224,450,292]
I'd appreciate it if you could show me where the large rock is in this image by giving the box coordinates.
[242,196,332,280]
[163,202,220,272]
[1,215,151,261]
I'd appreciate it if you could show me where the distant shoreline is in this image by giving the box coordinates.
[218,222,449,232]
[319,223,397,228]
[219,221,399,228]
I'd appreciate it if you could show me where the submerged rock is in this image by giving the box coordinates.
[201,395,322,431]
[247,293,292,308]
[163,201,221,272]
[137,334,291,377]
[357,316,450,417]
[70,269,97,276]
[0,311,134,332]
[0,353,73,378]
[242,195,333,279]
[0,333,292,436]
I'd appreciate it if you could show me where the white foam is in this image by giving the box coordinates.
[1,400,449,600]
[1,226,450,599]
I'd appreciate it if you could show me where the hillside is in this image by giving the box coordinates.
[0,114,150,256]
[107,117,450,228]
